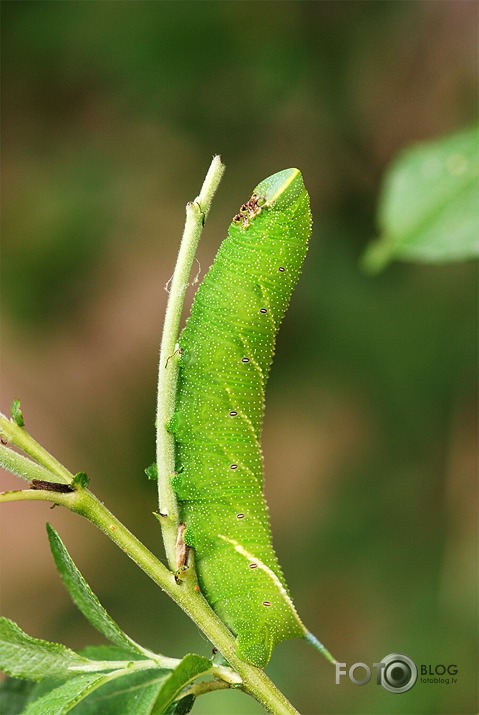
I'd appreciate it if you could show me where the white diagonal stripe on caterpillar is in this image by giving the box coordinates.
[217,534,304,628]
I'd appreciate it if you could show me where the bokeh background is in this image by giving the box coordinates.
[1,2,477,714]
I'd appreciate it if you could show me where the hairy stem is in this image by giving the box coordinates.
[0,412,72,484]
[0,444,64,484]
[156,155,225,569]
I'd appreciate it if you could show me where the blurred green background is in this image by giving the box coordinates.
[1,2,477,714]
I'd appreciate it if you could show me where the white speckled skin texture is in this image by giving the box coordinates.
[171,169,312,667]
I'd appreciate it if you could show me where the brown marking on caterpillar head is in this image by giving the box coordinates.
[232,193,264,227]
[245,194,262,216]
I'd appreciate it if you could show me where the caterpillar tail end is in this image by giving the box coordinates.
[305,631,337,665]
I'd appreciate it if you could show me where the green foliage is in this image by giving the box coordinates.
[145,463,159,481]
[22,673,118,715]
[72,472,90,489]
[149,655,211,715]
[29,653,208,715]
[363,126,479,271]
[0,525,223,714]
[0,618,94,681]
[10,400,25,428]
[46,523,146,656]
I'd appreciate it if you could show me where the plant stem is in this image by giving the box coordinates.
[0,412,72,484]
[156,155,225,570]
[81,488,299,715]
[0,481,299,714]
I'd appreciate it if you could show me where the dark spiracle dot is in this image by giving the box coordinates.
[229,411,238,417]
[230,464,238,470]
[241,357,250,363]
[260,308,267,314]
[236,513,245,519]
[262,601,272,607]
[278,267,285,272]
[249,563,258,569]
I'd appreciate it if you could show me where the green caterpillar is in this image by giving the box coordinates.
[171,169,333,668]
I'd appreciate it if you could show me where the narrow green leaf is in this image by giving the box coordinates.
[22,673,114,715]
[46,524,144,656]
[151,654,212,715]
[0,675,37,714]
[363,126,479,271]
[0,617,92,681]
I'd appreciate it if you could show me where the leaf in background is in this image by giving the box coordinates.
[363,126,479,271]
[163,695,196,715]
[46,523,146,657]
[0,617,93,681]
[150,654,212,715]
[0,676,37,715]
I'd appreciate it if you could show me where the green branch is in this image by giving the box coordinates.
[156,155,225,570]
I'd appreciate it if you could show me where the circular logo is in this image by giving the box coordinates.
[379,653,417,693]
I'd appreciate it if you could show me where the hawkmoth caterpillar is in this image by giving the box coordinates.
[170,169,333,668]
